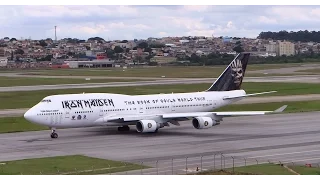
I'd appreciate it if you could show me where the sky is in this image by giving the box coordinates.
[1,5,320,41]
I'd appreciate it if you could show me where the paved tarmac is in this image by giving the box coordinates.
[1,112,320,174]
[0,75,320,92]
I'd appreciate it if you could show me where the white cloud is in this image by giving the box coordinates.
[1,5,320,40]
[183,5,210,12]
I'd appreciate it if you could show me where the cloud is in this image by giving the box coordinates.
[1,5,320,40]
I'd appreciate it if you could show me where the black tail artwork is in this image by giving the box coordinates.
[206,52,250,92]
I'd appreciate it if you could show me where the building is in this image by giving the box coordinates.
[0,48,4,57]
[151,56,177,65]
[65,60,115,68]
[0,57,7,67]
[222,36,232,43]
[265,42,277,53]
[277,41,295,56]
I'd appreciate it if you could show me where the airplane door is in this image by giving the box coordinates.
[139,104,145,114]
[171,101,175,112]
[99,107,103,116]
[65,110,70,118]
[209,100,217,109]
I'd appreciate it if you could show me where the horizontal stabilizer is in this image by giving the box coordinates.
[272,105,288,113]
[223,91,277,100]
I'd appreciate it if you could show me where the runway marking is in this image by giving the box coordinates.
[248,149,320,159]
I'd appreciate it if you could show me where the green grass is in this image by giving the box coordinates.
[0,76,146,87]
[241,82,320,96]
[229,163,295,175]
[0,155,148,175]
[0,82,320,110]
[197,163,295,175]
[288,165,320,175]
[0,116,47,133]
[217,100,320,113]
[12,63,305,78]
[296,68,320,74]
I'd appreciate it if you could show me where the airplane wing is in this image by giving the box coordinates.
[222,91,277,100]
[96,105,287,124]
[162,105,287,118]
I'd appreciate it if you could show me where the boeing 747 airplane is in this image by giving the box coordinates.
[24,52,287,138]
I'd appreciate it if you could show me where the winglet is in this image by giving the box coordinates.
[274,105,288,113]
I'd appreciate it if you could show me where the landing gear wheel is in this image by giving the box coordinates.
[118,126,130,132]
[51,132,58,139]
[154,129,159,133]
[50,128,58,139]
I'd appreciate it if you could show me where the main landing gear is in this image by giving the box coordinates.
[118,125,130,132]
[50,128,58,139]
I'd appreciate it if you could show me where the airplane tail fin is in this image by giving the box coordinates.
[206,52,250,92]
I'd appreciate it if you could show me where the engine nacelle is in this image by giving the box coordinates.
[192,116,217,129]
[136,120,162,133]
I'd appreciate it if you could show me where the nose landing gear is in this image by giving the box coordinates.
[50,128,58,139]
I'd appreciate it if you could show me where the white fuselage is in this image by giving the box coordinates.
[24,90,246,128]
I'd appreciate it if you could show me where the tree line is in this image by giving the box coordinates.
[174,52,320,66]
[258,30,320,43]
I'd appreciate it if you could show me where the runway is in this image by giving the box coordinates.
[0,75,319,92]
[1,112,320,174]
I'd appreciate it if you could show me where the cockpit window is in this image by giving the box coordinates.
[41,99,51,102]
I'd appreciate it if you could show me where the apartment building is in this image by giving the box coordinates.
[0,48,5,57]
[265,41,295,56]
[277,41,295,56]
[265,41,277,53]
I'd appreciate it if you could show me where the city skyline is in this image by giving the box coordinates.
[1,5,320,40]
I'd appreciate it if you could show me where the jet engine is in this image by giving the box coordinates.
[192,117,218,129]
[136,120,164,133]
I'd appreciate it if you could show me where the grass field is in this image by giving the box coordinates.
[197,163,298,175]
[0,82,319,110]
[296,68,320,74]
[0,155,147,175]
[9,63,308,78]
[0,76,146,87]
[0,116,47,133]
[288,165,320,175]
[1,100,319,134]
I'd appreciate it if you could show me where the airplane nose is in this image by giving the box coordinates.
[24,109,33,122]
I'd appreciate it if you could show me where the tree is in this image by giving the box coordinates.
[67,52,75,56]
[39,40,47,47]
[114,46,124,54]
[105,49,115,59]
[88,37,105,41]
[149,44,165,48]
[144,47,152,53]
[189,53,201,63]
[121,40,128,43]
[10,38,17,42]
[233,43,244,53]
[134,56,143,64]
[137,42,148,49]
[15,49,24,55]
